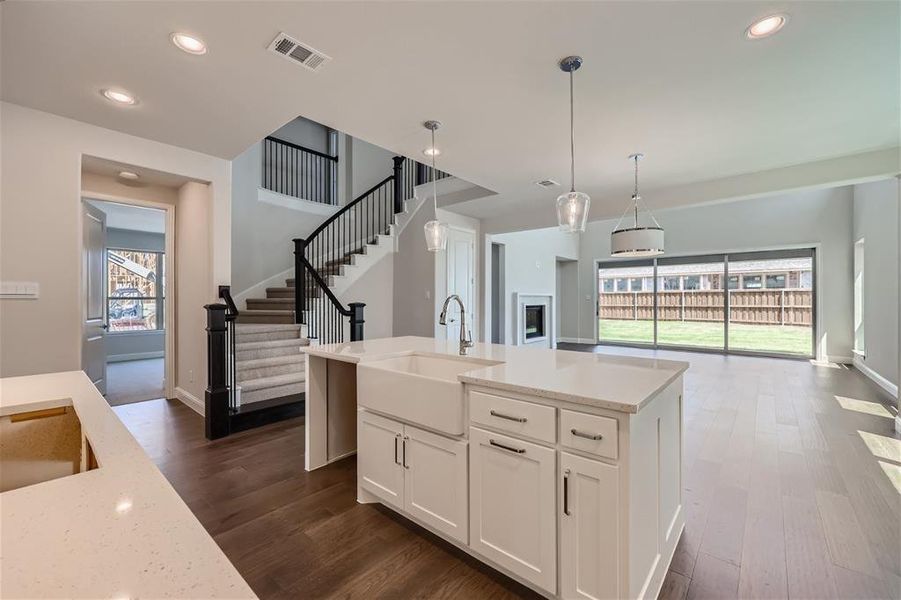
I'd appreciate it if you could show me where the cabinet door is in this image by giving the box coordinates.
[357,410,404,509]
[469,427,556,593]
[560,451,620,600]
[403,424,468,543]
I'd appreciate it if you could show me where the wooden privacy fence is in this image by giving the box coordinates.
[599,290,812,326]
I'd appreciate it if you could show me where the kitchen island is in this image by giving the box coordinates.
[303,336,689,600]
[0,371,256,599]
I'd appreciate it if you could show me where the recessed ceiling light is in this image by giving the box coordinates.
[118,171,140,180]
[423,147,441,157]
[746,14,788,39]
[171,32,207,55]
[101,88,137,105]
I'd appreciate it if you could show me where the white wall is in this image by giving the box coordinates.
[231,142,338,296]
[349,137,396,201]
[175,181,213,402]
[852,178,900,387]
[0,102,230,381]
[489,227,580,345]
[575,186,855,361]
[393,201,438,337]
[339,252,394,340]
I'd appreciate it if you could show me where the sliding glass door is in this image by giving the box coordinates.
[656,256,726,350]
[727,250,815,356]
[596,249,815,358]
[597,261,655,346]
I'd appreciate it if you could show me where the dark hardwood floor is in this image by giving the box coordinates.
[115,347,900,600]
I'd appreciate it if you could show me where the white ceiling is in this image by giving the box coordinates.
[85,200,166,234]
[3,1,899,225]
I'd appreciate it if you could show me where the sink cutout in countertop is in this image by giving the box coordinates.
[362,353,504,382]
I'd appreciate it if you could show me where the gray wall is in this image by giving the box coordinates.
[105,227,165,361]
[490,227,580,344]
[575,186,855,361]
[852,178,900,386]
[231,118,399,295]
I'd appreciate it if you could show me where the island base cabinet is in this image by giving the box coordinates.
[404,425,468,544]
[358,410,469,544]
[469,427,557,594]
[560,451,620,600]
[358,410,405,510]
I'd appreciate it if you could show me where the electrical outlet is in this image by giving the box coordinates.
[189,369,194,384]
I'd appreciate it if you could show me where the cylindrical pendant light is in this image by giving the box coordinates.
[423,120,448,252]
[556,56,590,233]
[611,153,664,257]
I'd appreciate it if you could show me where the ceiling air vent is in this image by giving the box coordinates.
[535,179,560,188]
[267,32,331,72]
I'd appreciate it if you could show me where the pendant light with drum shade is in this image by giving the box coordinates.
[556,56,590,233]
[611,153,664,257]
[423,120,448,252]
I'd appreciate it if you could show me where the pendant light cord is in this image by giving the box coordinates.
[431,128,438,213]
[569,70,575,193]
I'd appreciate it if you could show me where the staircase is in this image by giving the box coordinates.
[203,153,441,440]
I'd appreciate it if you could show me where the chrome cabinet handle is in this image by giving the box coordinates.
[402,435,409,469]
[490,409,527,423]
[563,468,571,516]
[571,428,603,441]
[489,439,526,454]
[394,433,401,465]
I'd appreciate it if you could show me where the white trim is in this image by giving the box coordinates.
[107,351,164,363]
[826,355,853,364]
[257,187,341,216]
[558,337,596,344]
[512,292,555,348]
[853,356,899,399]
[79,189,176,401]
[175,386,204,415]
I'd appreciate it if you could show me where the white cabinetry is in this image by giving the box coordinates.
[560,451,620,599]
[357,410,468,543]
[469,426,557,593]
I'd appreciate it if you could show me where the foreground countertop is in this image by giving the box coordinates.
[304,336,688,413]
[0,371,256,600]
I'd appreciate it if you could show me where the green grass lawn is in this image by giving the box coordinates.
[598,319,811,355]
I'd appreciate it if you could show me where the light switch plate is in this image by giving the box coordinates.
[0,281,40,299]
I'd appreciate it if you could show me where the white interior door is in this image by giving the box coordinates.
[445,228,475,342]
[82,203,107,394]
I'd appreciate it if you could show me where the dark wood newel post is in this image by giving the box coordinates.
[293,238,306,325]
[392,156,405,214]
[348,302,366,342]
[204,303,230,440]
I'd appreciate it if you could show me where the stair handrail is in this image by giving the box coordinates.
[264,136,338,162]
[306,175,393,243]
[218,285,239,319]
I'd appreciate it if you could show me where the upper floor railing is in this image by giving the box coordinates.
[262,136,338,205]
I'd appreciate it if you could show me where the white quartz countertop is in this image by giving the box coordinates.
[0,371,257,600]
[304,336,688,413]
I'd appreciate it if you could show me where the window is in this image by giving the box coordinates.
[800,271,813,289]
[742,275,762,289]
[602,279,614,293]
[663,276,680,291]
[683,276,701,290]
[854,239,865,354]
[765,273,786,288]
[107,249,164,332]
[630,278,643,292]
[615,278,628,292]
[728,276,740,289]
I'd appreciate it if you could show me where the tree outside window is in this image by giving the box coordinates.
[107,249,164,332]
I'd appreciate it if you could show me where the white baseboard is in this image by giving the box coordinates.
[175,386,204,416]
[107,351,164,363]
[852,356,899,399]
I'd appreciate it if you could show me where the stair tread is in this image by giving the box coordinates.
[239,371,305,392]
[236,337,311,351]
[238,309,294,315]
[235,323,302,332]
[237,354,305,368]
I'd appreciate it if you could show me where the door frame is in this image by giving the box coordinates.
[593,244,821,361]
[80,192,176,400]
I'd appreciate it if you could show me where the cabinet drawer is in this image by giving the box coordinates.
[560,410,618,460]
[470,390,555,444]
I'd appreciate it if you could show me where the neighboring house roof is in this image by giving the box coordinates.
[599,259,811,279]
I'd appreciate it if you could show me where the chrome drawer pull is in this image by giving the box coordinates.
[571,428,603,441]
[489,409,527,423]
[489,439,526,454]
